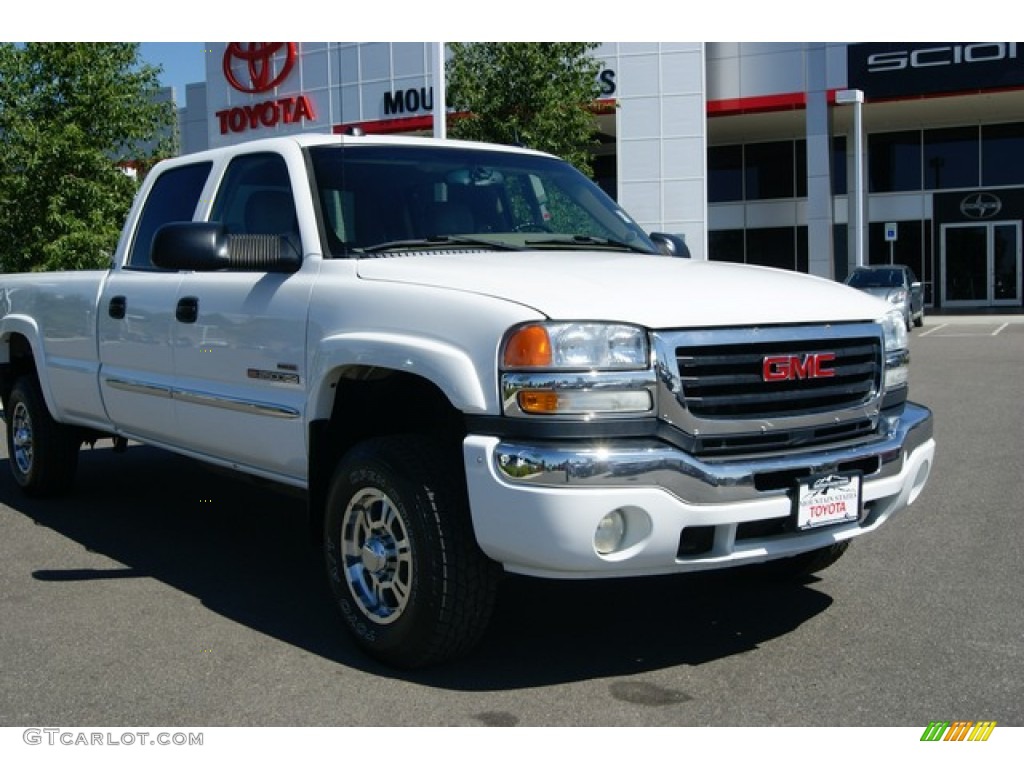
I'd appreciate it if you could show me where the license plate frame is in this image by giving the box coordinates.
[794,471,862,530]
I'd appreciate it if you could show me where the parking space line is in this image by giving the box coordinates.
[917,321,1019,338]
[918,324,948,338]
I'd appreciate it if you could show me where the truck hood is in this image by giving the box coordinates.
[355,250,891,328]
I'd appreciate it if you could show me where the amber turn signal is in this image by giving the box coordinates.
[518,390,560,414]
[503,325,552,368]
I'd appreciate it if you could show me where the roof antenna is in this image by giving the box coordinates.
[343,126,366,136]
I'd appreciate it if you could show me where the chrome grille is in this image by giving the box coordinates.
[653,324,885,456]
[676,335,881,418]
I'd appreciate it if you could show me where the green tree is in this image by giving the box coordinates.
[0,43,177,272]
[446,43,603,176]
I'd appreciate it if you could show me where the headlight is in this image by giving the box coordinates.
[880,309,909,390]
[887,288,907,305]
[501,322,655,418]
[881,309,907,352]
[503,322,648,370]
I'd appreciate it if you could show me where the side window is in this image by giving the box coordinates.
[127,162,212,269]
[210,153,299,243]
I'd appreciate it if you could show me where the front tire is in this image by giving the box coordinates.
[5,376,80,497]
[323,435,499,668]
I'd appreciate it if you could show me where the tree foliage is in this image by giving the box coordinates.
[446,43,603,176]
[0,43,177,272]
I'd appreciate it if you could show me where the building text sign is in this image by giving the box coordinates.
[848,42,1023,99]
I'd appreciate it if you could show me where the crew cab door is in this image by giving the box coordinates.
[97,161,211,441]
[167,152,315,484]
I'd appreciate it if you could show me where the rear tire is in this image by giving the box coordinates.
[5,376,80,497]
[323,435,500,668]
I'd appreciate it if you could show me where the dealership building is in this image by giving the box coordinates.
[176,42,1024,310]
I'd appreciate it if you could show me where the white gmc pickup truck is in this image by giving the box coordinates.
[0,133,934,668]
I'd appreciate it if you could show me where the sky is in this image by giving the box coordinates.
[139,42,207,103]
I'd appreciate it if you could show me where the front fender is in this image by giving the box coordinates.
[308,331,490,421]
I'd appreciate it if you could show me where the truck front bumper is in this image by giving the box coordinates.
[463,403,934,578]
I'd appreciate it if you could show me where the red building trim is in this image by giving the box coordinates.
[706,92,808,117]
[333,98,618,136]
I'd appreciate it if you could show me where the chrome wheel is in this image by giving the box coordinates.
[10,401,34,477]
[324,435,500,667]
[340,488,413,625]
[5,376,80,497]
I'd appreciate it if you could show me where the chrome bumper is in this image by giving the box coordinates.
[493,402,933,506]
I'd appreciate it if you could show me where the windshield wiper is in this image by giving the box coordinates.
[524,234,653,254]
[360,235,524,254]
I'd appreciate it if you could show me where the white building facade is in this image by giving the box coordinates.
[177,42,1024,310]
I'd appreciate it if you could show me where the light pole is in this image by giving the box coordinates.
[836,88,865,268]
[433,42,447,140]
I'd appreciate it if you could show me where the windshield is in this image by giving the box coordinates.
[307,144,657,257]
[847,268,904,288]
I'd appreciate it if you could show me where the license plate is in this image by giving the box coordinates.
[795,472,862,530]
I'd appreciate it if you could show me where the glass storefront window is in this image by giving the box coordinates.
[710,228,806,273]
[832,137,847,195]
[746,227,796,270]
[709,229,745,263]
[869,130,921,192]
[710,140,828,201]
[796,140,807,198]
[982,122,1024,187]
[833,224,849,283]
[797,226,808,273]
[924,127,980,190]
[744,141,794,200]
[708,145,743,202]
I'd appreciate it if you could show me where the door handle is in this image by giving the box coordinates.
[176,296,199,324]
[108,295,126,319]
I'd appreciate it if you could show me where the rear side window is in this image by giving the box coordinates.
[127,162,212,269]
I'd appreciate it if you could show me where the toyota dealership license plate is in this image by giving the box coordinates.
[795,473,862,529]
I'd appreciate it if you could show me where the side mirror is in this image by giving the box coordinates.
[649,232,690,258]
[152,222,301,273]
[152,222,229,271]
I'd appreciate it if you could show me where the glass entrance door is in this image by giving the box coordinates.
[942,221,1022,307]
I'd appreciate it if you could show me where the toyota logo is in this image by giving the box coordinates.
[223,43,297,94]
[960,192,1002,220]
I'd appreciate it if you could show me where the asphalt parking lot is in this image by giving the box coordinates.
[0,316,1021,732]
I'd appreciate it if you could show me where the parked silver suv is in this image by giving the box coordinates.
[845,265,924,330]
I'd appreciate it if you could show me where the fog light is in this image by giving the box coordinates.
[594,510,627,555]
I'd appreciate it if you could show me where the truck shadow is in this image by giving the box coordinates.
[1,441,832,691]
[448,570,832,691]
